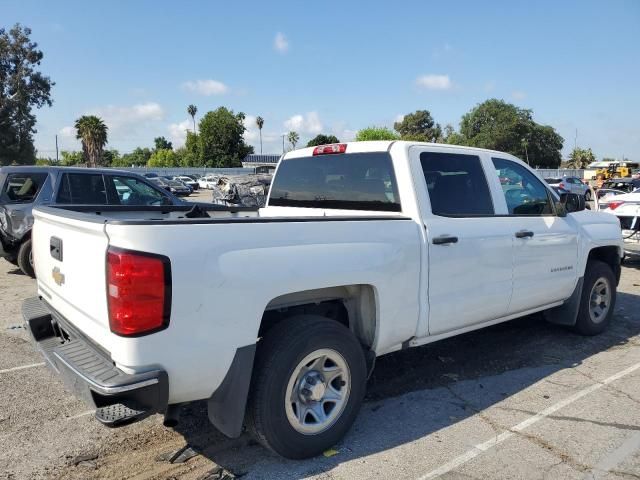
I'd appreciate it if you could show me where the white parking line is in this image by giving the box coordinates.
[418,361,640,479]
[0,362,45,374]
[583,431,640,479]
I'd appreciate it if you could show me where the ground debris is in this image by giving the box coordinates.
[197,465,237,480]
[155,444,199,464]
[68,452,98,466]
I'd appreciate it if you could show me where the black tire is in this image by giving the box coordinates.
[17,239,35,278]
[573,260,616,336]
[246,315,367,459]
[585,189,591,201]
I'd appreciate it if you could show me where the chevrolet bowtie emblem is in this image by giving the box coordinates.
[52,267,65,286]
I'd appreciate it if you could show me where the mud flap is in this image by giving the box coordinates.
[543,277,584,326]
[207,344,256,438]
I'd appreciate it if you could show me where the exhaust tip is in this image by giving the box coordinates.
[163,404,181,427]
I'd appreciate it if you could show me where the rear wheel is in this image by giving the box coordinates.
[17,239,35,278]
[247,315,367,459]
[573,260,616,335]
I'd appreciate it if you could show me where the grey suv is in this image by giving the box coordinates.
[0,166,181,277]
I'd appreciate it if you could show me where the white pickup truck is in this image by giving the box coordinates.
[24,141,623,459]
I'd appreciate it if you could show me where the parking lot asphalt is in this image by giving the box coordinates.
[1,244,639,479]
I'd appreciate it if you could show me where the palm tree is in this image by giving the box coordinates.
[74,115,108,167]
[256,116,264,154]
[288,131,299,150]
[187,104,198,134]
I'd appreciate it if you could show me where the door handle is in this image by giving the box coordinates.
[433,235,458,245]
[515,230,534,238]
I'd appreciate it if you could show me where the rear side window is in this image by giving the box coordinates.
[269,152,401,211]
[57,173,108,204]
[1,172,48,203]
[420,152,494,216]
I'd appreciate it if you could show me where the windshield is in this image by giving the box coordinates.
[269,152,401,212]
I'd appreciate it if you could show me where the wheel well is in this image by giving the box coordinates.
[258,285,377,350]
[588,246,621,284]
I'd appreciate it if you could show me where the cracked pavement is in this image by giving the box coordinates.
[0,256,639,479]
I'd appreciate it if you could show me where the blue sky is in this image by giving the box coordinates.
[4,0,640,159]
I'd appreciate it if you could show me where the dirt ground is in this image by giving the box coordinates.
[1,249,639,479]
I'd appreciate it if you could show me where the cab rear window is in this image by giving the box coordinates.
[269,152,401,212]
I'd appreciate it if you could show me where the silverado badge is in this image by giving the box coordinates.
[52,267,65,286]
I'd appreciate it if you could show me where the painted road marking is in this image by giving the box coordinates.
[0,362,45,374]
[418,361,640,479]
[583,431,640,479]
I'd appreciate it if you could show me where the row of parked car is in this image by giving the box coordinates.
[141,173,201,196]
[543,175,640,260]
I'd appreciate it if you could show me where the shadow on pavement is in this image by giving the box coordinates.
[171,290,640,479]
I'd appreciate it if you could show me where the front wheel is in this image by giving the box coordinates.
[247,315,367,459]
[573,260,616,335]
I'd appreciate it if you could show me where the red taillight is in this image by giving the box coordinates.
[107,248,171,336]
[608,201,625,210]
[312,144,347,155]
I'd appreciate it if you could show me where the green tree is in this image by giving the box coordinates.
[147,148,179,167]
[120,147,152,167]
[287,131,300,150]
[458,99,563,168]
[394,110,442,142]
[75,115,108,167]
[306,134,340,147]
[197,107,253,167]
[60,150,84,166]
[566,147,596,169]
[256,116,264,154]
[154,136,172,151]
[355,127,399,141]
[101,149,120,166]
[0,24,54,165]
[35,157,56,166]
[187,104,197,133]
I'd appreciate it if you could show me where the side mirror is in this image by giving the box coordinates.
[560,192,586,213]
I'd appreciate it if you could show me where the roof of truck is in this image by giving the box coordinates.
[282,140,522,161]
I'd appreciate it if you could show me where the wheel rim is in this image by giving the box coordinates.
[285,348,351,435]
[589,277,611,324]
[585,190,591,201]
[28,248,33,268]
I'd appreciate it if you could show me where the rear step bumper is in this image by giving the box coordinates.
[22,296,169,427]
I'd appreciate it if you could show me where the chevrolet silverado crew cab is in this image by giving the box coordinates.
[24,141,623,459]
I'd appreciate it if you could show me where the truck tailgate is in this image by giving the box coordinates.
[32,207,113,351]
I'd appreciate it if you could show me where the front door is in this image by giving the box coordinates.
[412,148,514,336]
[490,158,579,314]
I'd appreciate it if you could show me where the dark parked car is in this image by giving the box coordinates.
[601,178,640,193]
[0,166,182,277]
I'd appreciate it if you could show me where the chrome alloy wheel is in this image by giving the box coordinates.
[589,277,611,324]
[285,348,351,435]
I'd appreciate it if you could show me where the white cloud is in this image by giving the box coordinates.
[416,74,452,90]
[511,90,527,100]
[168,119,193,147]
[59,126,75,138]
[182,79,229,96]
[93,102,165,132]
[394,114,405,123]
[242,114,282,153]
[284,111,322,135]
[274,32,289,53]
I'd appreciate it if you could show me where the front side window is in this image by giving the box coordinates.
[56,173,108,204]
[110,176,168,205]
[1,172,48,203]
[269,152,400,211]
[420,152,494,216]
[492,158,554,215]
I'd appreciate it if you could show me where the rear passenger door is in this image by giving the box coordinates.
[56,173,109,205]
[489,158,578,314]
[411,147,514,336]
